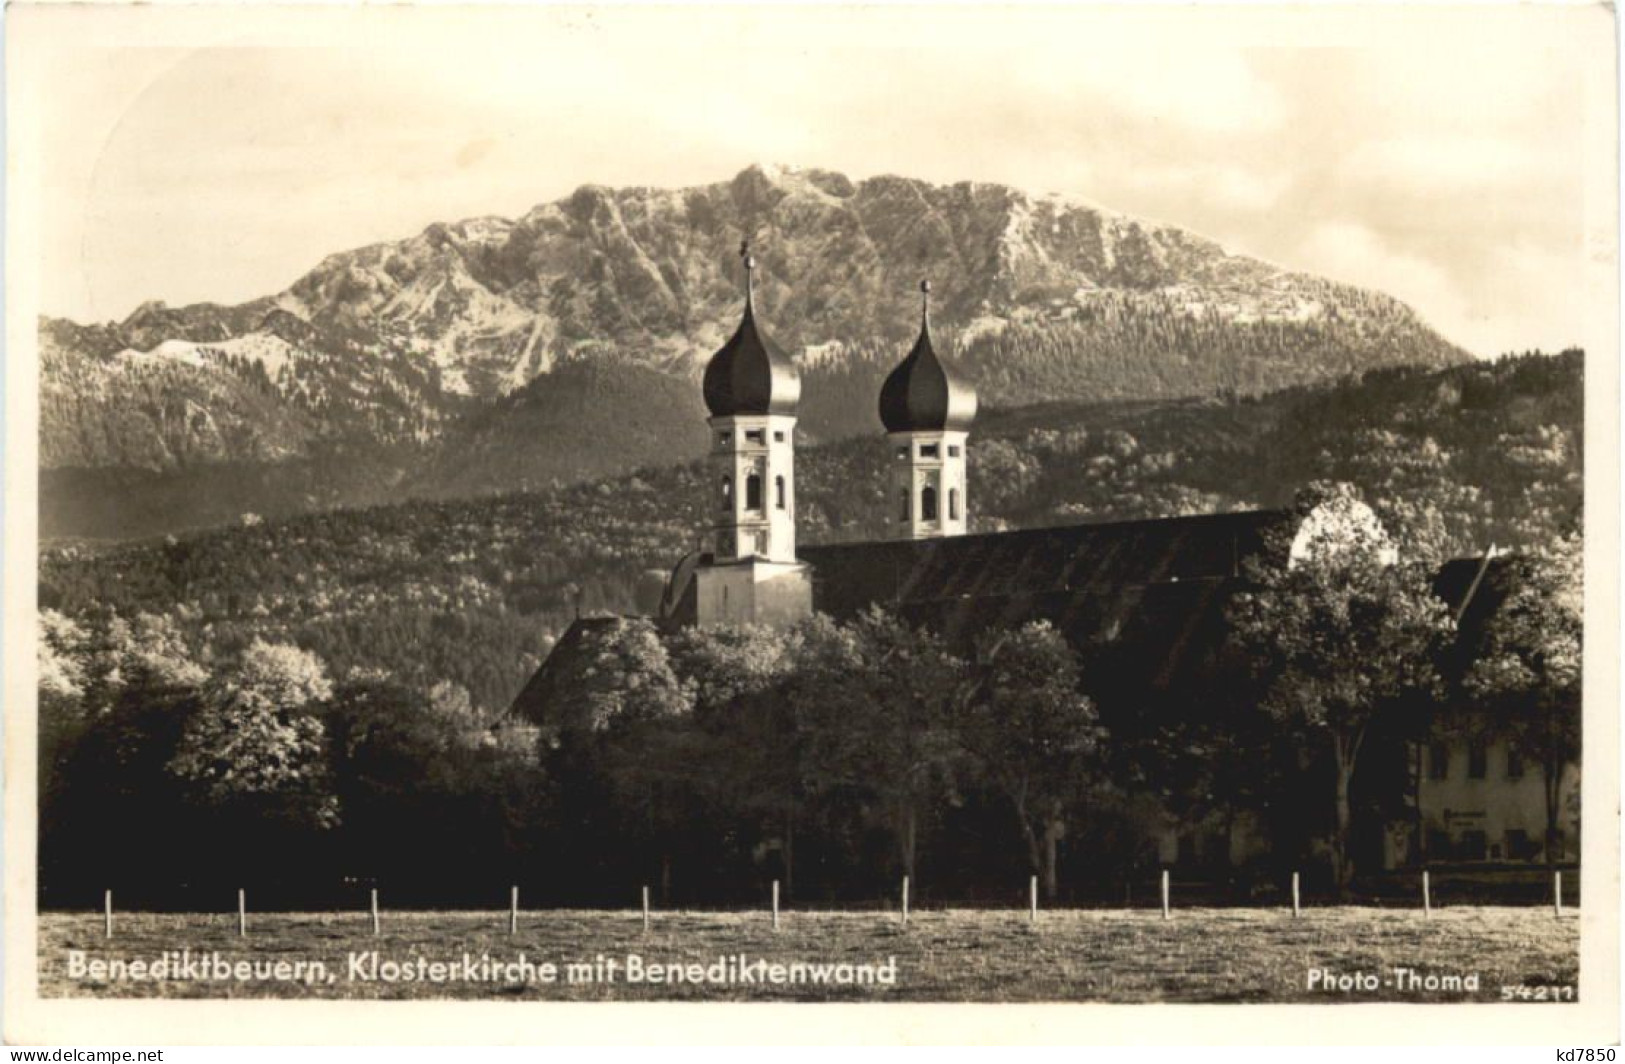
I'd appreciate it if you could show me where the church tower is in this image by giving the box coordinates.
[879,280,978,539]
[692,242,813,626]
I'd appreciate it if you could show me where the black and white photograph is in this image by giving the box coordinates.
[3,1,1618,1046]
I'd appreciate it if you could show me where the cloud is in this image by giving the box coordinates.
[1292,221,1585,357]
[1344,136,1552,195]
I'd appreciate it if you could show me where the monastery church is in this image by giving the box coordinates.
[514,245,1579,875]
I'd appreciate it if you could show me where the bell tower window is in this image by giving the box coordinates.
[922,485,938,522]
[775,476,786,510]
[720,476,732,508]
[949,488,959,521]
[898,488,911,523]
[746,473,763,511]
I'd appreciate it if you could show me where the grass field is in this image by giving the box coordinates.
[38,907,1579,1002]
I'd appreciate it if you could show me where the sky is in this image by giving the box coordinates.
[20,3,1614,358]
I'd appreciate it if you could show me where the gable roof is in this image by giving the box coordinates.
[508,615,619,727]
[799,509,1290,619]
[512,508,1516,728]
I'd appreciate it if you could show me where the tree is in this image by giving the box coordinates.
[1463,533,1581,866]
[956,621,1105,899]
[668,622,808,894]
[1228,484,1454,894]
[549,618,692,736]
[795,608,966,884]
[168,640,339,835]
[38,611,209,902]
[537,618,696,899]
[326,676,543,892]
[38,610,92,815]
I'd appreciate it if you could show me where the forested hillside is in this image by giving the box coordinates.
[41,351,1579,716]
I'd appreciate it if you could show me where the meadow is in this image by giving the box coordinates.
[38,906,1579,1003]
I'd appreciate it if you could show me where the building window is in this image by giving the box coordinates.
[895,446,908,460]
[1505,829,1534,861]
[948,445,961,457]
[922,485,939,522]
[774,431,786,442]
[1428,742,1449,780]
[920,443,940,459]
[746,473,763,511]
[1467,740,1488,780]
[949,488,959,521]
[717,432,732,447]
[775,476,786,510]
[898,488,911,523]
[720,476,732,509]
[1460,830,1488,860]
[1506,745,1524,780]
[1425,828,1451,859]
[745,429,765,444]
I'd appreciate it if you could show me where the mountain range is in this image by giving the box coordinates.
[40,164,1470,540]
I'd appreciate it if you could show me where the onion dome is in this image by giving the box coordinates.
[703,242,801,417]
[879,279,978,433]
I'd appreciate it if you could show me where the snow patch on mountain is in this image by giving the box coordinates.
[116,333,302,380]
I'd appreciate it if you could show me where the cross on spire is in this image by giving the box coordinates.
[920,278,932,331]
[740,239,756,309]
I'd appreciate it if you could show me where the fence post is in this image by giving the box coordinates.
[642,885,651,933]
[238,888,247,937]
[901,875,910,926]
[1422,870,1431,918]
[771,879,780,931]
[371,888,381,936]
[509,886,519,935]
[1161,870,1171,920]
[1029,875,1039,924]
[1291,872,1300,918]
[1554,871,1563,918]
[104,890,112,939]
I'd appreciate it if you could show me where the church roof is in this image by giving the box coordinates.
[508,615,619,729]
[878,280,977,433]
[799,510,1291,692]
[702,249,801,418]
[511,510,1513,733]
[800,509,1288,623]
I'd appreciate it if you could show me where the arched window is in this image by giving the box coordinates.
[746,473,763,511]
[898,488,911,523]
[720,476,732,509]
[949,488,959,521]
[775,476,787,510]
[922,485,938,522]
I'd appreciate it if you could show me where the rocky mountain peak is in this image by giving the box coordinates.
[41,164,1469,492]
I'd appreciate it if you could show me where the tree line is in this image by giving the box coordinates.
[37,485,1580,908]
